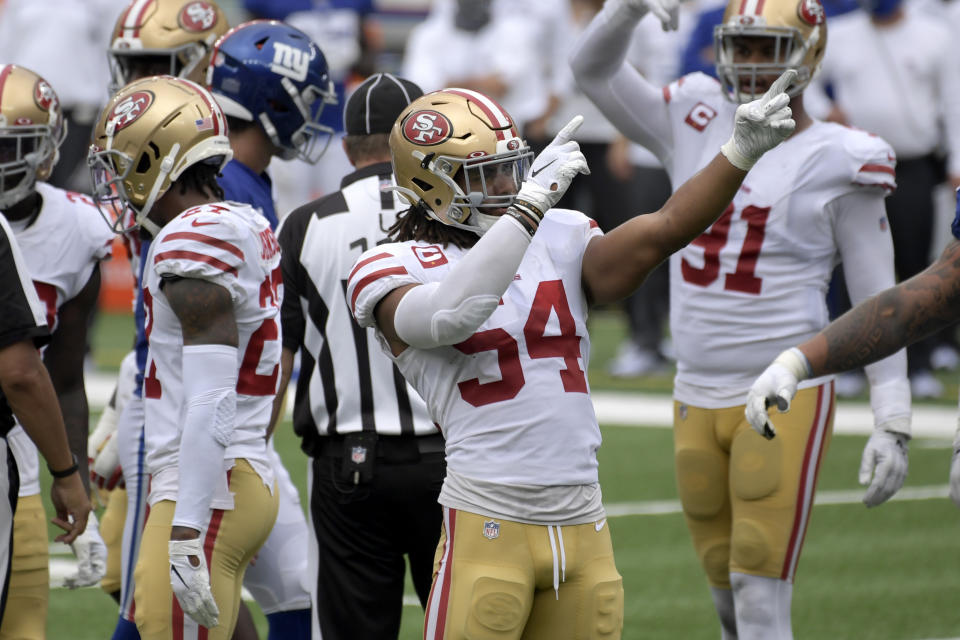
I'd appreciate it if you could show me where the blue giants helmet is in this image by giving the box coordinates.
[206,20,338,163]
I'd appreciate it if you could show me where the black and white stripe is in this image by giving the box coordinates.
[278,163,434,454]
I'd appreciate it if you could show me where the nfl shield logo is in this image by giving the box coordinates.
[482,520,500,540]
[350,446,367,464]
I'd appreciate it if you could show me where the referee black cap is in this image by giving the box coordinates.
[344,73,424,136]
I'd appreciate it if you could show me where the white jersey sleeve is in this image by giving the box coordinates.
[347,243,431,330]
[151,202,265,303]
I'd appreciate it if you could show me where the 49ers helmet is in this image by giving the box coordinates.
[88,75,231,236]
[0,65,66,209]
[714,0,827,103]
[108,0,229,92]
[389,88,533,236]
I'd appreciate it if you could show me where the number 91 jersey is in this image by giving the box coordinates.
[348,210,603,488]
[663,73,897,406]
[142,201,281,504]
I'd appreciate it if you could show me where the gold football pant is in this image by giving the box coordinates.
[673,382,834,587]
[423,507,623,640]
[0,494,48,640]
[134,460,277,640]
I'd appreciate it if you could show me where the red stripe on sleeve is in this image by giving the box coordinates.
[350,266,409,316]
[347,252,394,282]
[858,163,895,176]
[153,250,238,276]
[662,85,671,104]
[163,231,244,260]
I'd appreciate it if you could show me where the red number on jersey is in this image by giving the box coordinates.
[453,279,586,407]
[237,318,279,396]
[142,288,162,399]
[32,281,58,332]
[681,203,771,294]
[66,191,94,206]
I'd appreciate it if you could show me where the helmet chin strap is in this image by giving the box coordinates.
[136,142,180,237]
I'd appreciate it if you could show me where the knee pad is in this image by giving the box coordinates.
[588,578,624,639]
[701,540,732,588]
[731,518,771,571]
[731,430,781,501]
[675,447,727,519]
[465,575,529,639]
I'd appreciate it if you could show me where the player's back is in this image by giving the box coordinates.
[279,168,435,438]
[143,201,280,489]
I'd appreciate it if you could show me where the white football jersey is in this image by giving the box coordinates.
[662,74,897,406]
[142,202,279,507]
[7,182,114,496]
[349,211,603,488]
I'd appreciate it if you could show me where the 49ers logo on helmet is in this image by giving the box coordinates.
[109,90,154,132]
[403,110,452,146]
[179,1,218,32]
[797,0,825,25]
[33,79,57,112]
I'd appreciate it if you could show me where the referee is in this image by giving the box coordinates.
[275,74,442,640]
[0,214,90,621]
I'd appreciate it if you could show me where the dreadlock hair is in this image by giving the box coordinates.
[387,202,478,249]
[176,159,225,201]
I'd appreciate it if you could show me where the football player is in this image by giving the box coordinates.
[89,75,280,640]
[347,80,794,639]
[93,1,230,636]
[746,187,960,506]
[202,19,339,637]
[571,0,912,637]
[0,64,113,640]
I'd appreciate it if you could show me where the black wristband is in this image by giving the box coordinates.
[505,207,539,237]
[512,197,545,222]
[48,453,79,479]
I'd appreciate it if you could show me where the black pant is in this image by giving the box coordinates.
[0,443,19,625]
[310,435,445,640]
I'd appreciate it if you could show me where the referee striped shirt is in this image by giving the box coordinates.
[277,162,434,455]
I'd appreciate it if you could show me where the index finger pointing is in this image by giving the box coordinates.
[763,69,798,103]
[555,115,584,144]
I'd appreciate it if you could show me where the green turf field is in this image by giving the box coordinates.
[38,309,960,639]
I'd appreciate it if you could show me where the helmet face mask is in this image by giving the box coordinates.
[88,76,232,235]
[389,88,533,236]
[0,65,66,209]
[207,20,338,164]
[714,0,827,103]
[108,0,229,93]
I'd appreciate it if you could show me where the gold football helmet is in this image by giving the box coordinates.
[389,88,533,235]
[108,0,229,92]
[0,65,66,209]
[88,75,232,235]
[714,0,827,102]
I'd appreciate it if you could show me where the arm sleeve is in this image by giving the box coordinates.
[568,0,674,161]
[828,189,911,434]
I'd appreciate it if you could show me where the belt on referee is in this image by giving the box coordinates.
[316,432,445,459]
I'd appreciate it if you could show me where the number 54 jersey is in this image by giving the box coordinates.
[142,201,280,507]
[663,73,897,406]
[348,210,603,491]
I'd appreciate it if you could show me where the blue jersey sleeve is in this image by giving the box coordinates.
[951,188,960,241]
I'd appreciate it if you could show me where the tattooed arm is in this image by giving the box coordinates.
[801,240,960,375]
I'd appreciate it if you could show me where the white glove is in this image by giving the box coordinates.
[89,404,123,490]
[744,347,811,439]
[622,0,679,30]
[858,428,909,507]
[169,538,219,629]
[950,426,960,509]
[720,69,797,171]
[512,115,590,224]
[63,512,107,588]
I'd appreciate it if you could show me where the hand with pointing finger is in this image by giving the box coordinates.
[721,69,798,171]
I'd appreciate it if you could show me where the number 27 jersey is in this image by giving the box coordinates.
[142,202,281,504]
[348,210,602,488]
